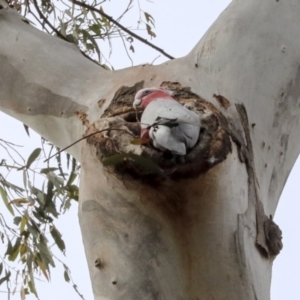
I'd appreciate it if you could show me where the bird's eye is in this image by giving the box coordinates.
[142,90,152,97]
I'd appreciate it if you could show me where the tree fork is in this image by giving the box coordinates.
[1,1,300,299]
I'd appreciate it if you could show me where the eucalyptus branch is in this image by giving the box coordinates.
[70,0,175,60]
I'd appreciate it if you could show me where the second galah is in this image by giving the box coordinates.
[133,87,201,155]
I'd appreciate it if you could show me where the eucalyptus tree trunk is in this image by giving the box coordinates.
[1,0,299,299]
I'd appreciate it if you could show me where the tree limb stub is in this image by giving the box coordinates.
[84,81,232,181]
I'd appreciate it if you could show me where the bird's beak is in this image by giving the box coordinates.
[141,128,149,138]
[133,99,140,108]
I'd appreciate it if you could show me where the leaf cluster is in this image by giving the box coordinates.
[0,138,81,299]
[8,0,163,66]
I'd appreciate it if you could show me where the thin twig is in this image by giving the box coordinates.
[150,54,161,65]
[116,0,133,23]
[119,30,134,66]
[70,0,175,60]
[44,127,136,163]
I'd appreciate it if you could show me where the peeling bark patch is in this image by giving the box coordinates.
[233,104,283,258]
[75,111,89,126]
[280,134,289,152]
[213,94,231,109]
[273,65,300,127]
[86,81,231,180]
[98,99,106,108]
[268,168,277,199]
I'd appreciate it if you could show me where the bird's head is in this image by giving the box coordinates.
[133,87,174,108]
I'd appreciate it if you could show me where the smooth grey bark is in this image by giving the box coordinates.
[0,0,300,299]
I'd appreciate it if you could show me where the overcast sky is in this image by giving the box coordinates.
[0,1,299,299]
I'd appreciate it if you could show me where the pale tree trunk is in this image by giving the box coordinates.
[0,0,299,299]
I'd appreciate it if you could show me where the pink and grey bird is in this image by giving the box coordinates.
[133,87,200,155]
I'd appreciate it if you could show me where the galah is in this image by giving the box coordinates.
[133,87,201,155]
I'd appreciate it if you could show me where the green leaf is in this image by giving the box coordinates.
[2,180,24,193]
[44,180,59,218]
[0,270,11,286]
[63,270,70,282]
[46,172,63,190]
[89,24,102,36]
[81,29,101,61]
[144,12,155,26]
[38,236,55,267]
[56,150,66,179]
[50,226,66,254]
[33,209,53,223]
[28,270,38,298]
[14,216,22,226]
[20,216,27,233]
[66,185,79,201]
[26,250,33,272]
[40,168,58,174]
[23,124,30,136]
[66,172,77,187]
[66,153,71,169]
[146,24,156,38]
[27,223,40,239]
[72,283,85,300]
[0,186,14,215]
[23,170,28,190]
[4,240,13,256]
[45,180,54,205]
[65,8,72,17]
[26,148,41,169]
[86,43,94,51]
[66,34,77,44]
[129,45,135,53]
[8,237,21,261]
[60,21,68,37]
[36,254,49,281]
[62,197,72,212]
[20,243,27,258]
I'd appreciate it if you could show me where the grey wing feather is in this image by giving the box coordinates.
[142,99,201,153]
[141,99,200,127]
[149,126,186,155]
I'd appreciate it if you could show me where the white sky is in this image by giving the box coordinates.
[0,0,299,299]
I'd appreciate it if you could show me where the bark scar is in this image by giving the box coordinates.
[234,104,283,258]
